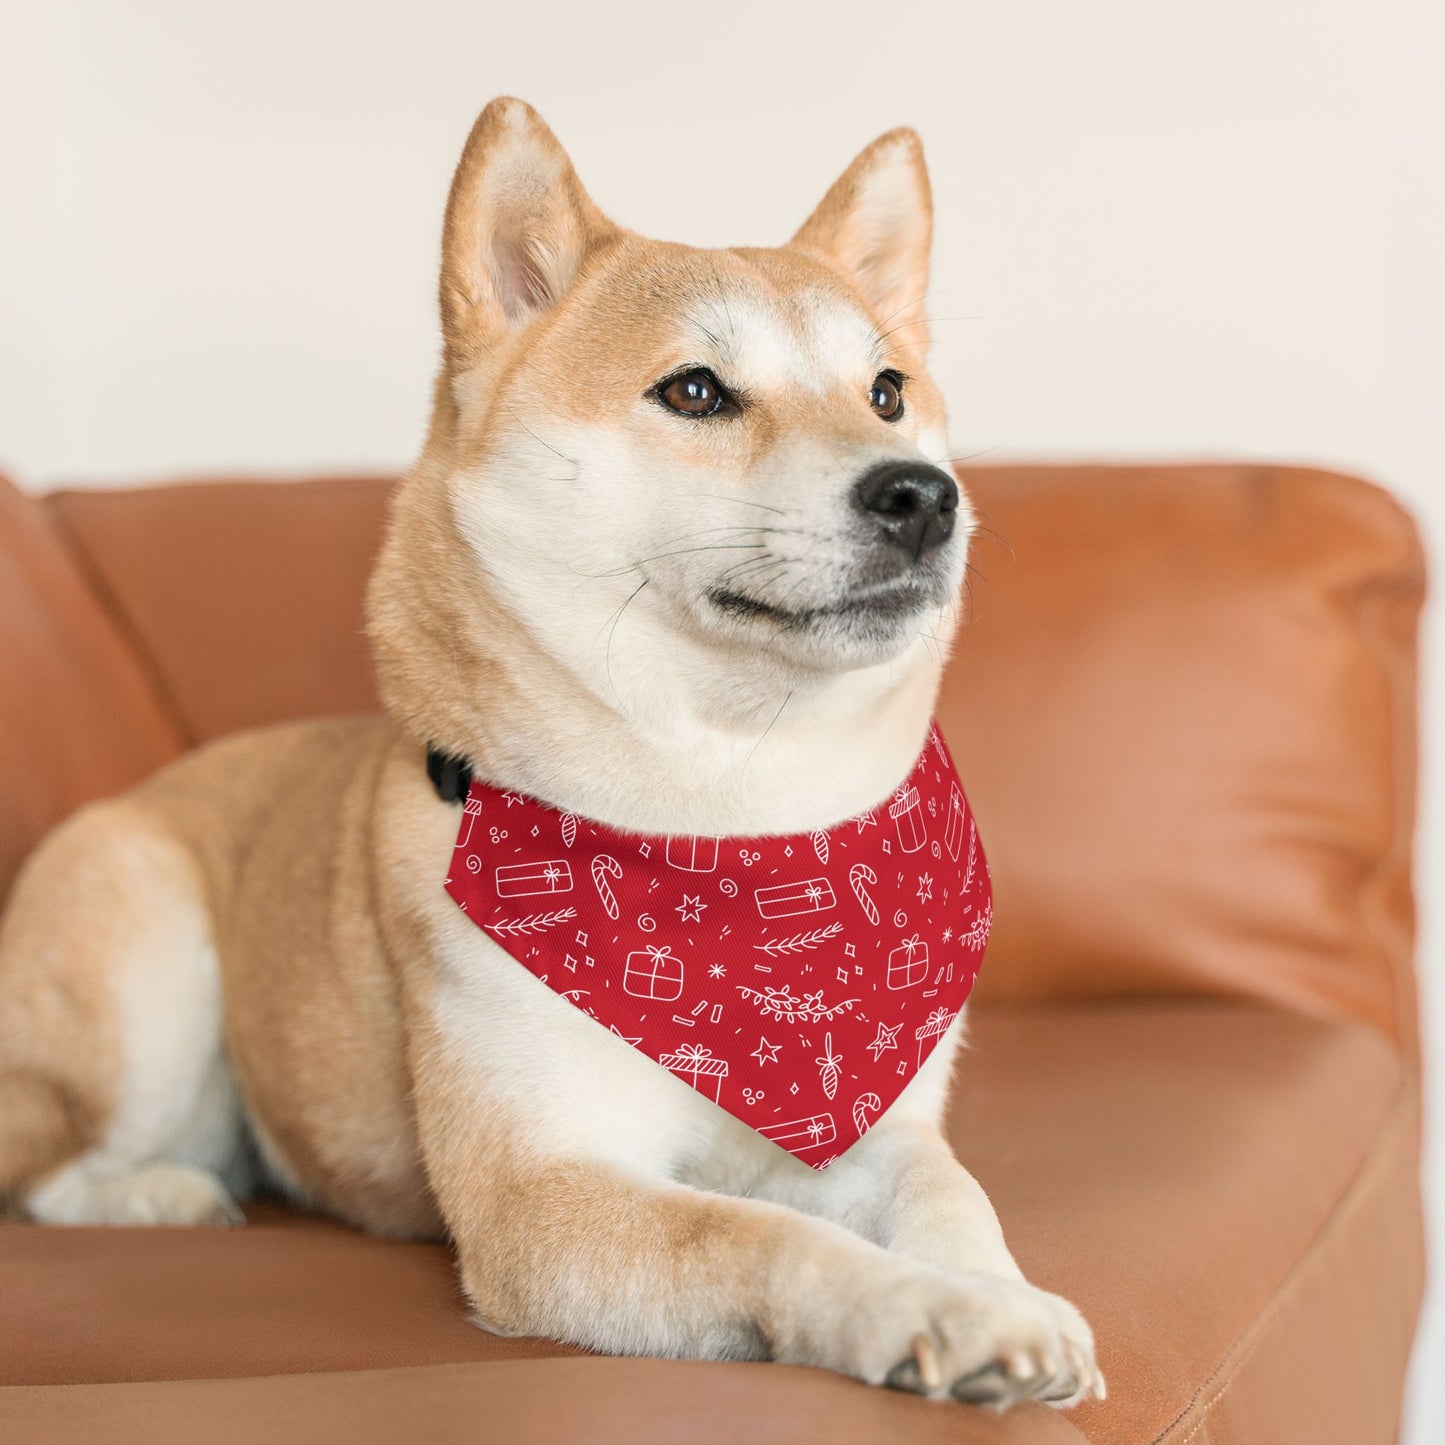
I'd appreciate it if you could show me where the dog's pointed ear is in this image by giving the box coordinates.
[790,128,933,351]
[440,98,618,365]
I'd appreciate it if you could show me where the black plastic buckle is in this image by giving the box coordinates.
[426,746,474,804]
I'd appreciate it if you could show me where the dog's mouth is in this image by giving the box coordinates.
[705,578,937,631]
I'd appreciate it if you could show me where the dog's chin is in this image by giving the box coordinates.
[702,578,943,669]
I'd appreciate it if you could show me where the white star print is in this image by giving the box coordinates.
[866,1021,902,1061]
[751,1037,781,1066]
[676,894,707,923]
[916,872,933,903]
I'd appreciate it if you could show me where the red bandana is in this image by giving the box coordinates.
[443,723,991,1167]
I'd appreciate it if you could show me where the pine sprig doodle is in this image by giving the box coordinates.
[961,821,978,894]
[484,907,578,938]
[751,921,844,956]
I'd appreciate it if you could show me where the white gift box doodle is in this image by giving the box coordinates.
[915,1006,957,1064]
[457,796,483,851]
[943,783,966,861]
[889,785,928,853]
[623,944,686,1000]
[759,1112,837,1150]
[665,835,720,872]
[886,935,929,990]
[753,876,837,919]
[494,859,574,897]
[659,1042,728,1101]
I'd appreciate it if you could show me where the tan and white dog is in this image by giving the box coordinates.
[0,99,1101,1408]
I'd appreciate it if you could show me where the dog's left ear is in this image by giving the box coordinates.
[790,129,933,352]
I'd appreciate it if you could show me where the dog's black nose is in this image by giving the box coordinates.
[852,460,960,559]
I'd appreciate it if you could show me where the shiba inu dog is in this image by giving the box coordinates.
[0,98,1102,1408]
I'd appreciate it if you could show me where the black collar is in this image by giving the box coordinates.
[425,746,473,804]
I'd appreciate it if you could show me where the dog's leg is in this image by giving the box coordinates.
[411,1027,1090,1404]
[747,1034,1104,1407]
[428,1135,1097,1400]
[0,801,247,1225]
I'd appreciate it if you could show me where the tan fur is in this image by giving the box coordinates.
[0,98,1101,1406]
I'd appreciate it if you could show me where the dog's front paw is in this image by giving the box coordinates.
[839,1267,1104,1409]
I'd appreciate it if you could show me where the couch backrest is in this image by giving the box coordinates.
[46,476,390,743]
[6,464,1422,1056]
[0,473,185,898]
[938,464,1422,1059]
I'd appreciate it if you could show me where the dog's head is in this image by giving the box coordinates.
[371,99,971,765]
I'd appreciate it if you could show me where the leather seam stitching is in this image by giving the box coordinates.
[1149,1078,1410,1444]
[44,498,199,749]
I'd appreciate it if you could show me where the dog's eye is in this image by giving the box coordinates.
[657,369,726,417]
[869,371,905,421]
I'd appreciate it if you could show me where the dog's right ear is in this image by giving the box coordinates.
[439,98,617,366]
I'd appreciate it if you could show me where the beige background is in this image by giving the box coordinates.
[1,1,1440,1434]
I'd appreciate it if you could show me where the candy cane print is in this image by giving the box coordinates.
[849,862,879,925]
[852,1091,883,1135]
[591,854,622,920]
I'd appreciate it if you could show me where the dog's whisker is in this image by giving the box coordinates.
[599,577,650,707]
[740,687,794,780]
[873,288,949,330]
[716,552,787,583]
[768,560,832,617]
[570,542,776,582]
[501,402,580,469]
[706,557,793,608]
[687,493,793,517]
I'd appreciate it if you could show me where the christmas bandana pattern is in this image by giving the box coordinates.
[443,723,991,1167]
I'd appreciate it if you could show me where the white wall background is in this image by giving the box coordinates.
[1,0,1440,1434]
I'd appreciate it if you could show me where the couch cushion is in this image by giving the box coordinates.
[1,1359,1087,1445]
[47,476,391,744]
[0,473,183,904]
[0,1002,1417,1445]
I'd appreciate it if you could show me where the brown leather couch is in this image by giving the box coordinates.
[0,462,1426,1444]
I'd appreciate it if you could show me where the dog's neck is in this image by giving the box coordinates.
[469,611,941,836]
[371,458,951,837]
